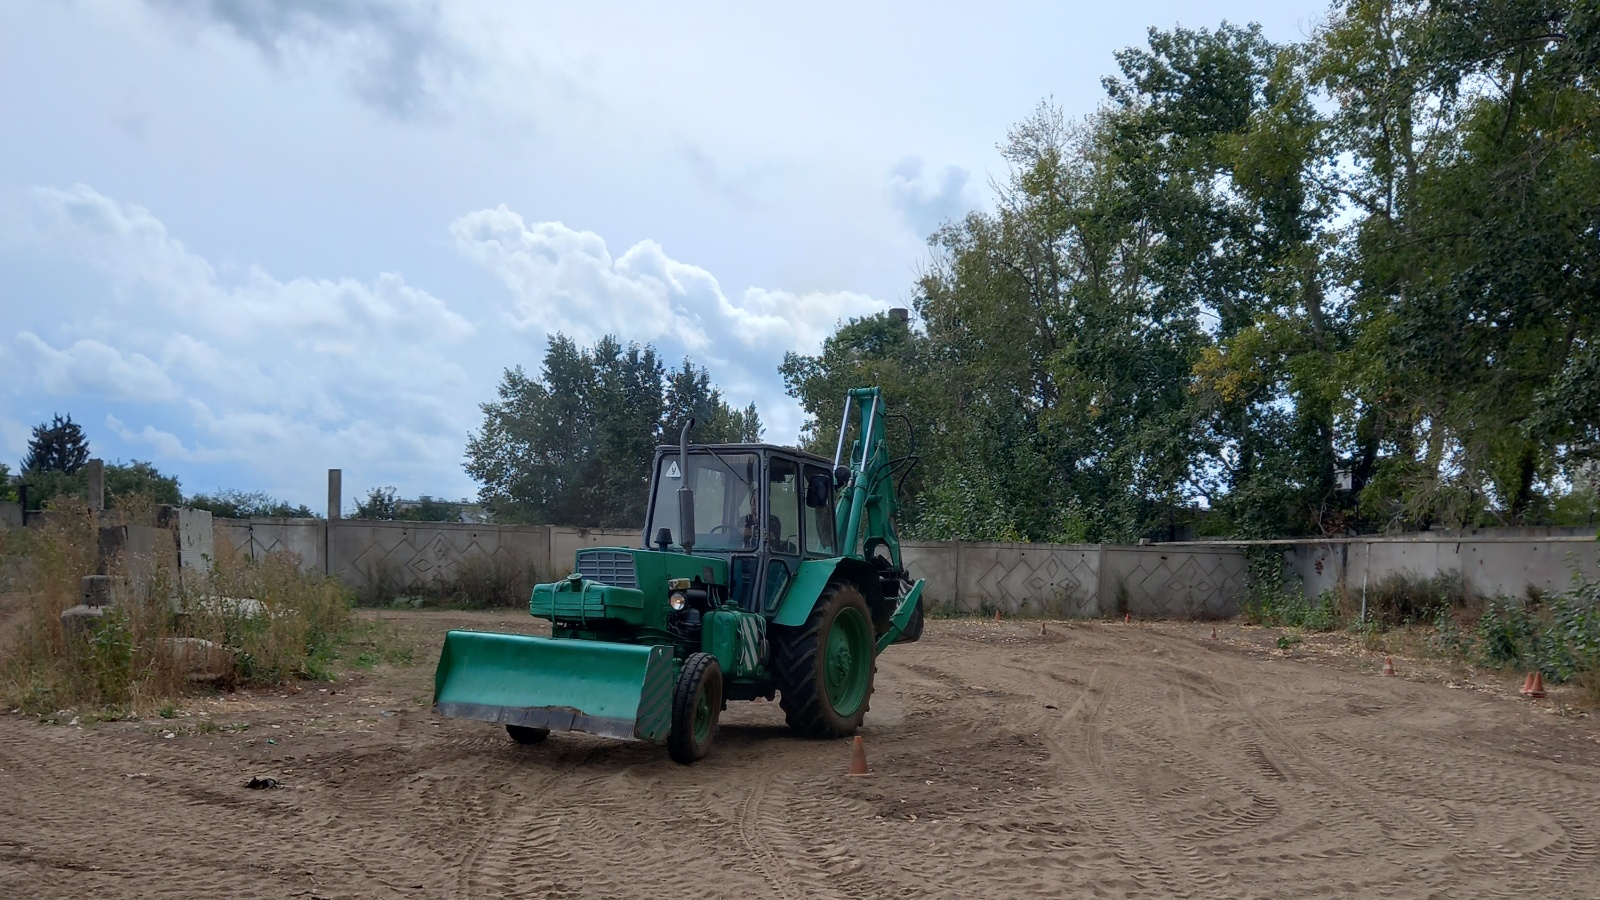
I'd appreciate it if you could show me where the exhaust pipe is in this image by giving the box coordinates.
[678,418,695,551]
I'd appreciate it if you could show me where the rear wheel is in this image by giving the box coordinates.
[774,583,876,738]
[669,652,722,765]
[505,724,549,744]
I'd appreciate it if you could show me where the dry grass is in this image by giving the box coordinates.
[0,500,405,718]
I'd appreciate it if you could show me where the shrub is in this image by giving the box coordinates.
[1465,575,1600,683]
[0,502,390,716]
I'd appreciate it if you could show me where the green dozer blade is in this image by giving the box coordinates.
[433,632,674,743]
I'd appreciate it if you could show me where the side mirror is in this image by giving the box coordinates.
[805,473,833,509]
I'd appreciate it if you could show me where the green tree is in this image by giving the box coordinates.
[105,461,181,507]
[1317,0,1600,528]
[186,489,319,519]
[905,101,1211,542]
[781,311,922,455]
[398,495,460,522]
[789,5,1598,539]
[0,462,14,504]
[353,486,399,520]
[1107,23,1346,537]
[465,334,761,527]
[22,414,90,474]
[21,460,180,511]
[665,360,764,445]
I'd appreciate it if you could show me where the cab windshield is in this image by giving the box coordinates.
[647,452,759,551]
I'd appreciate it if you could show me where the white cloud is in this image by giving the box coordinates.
[24,184,473,346]
[4,184,885,505]
[6,183,479,504]
[106,414,198,461]
[145,0,466,118]
[0,414,29,460]
[887,155,974,237]
[11,333,180,402]
[451,203,883,372]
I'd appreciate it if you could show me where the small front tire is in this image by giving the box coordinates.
[669,652,722,765]
[506,724,550,745]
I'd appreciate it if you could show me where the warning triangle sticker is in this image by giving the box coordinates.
[666,461,681,479]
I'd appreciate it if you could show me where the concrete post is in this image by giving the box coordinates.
[96,525,128,575]
[327,469,342,520]
[326,469,341,583]
[86,458,104,511]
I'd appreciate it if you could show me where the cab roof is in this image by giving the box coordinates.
[651,443,833,467]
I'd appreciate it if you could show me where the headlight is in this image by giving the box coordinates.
[670,592,687,611]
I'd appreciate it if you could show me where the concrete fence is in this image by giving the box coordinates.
[902,541,1247,618]
[209,516,1248,617]
[1280,528,1600,601]
[13,498,1589,616]
[212,517,638,602]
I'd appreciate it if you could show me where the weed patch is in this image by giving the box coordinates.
[1,501,411,717]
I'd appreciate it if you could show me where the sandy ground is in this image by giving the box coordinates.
[3,610,1599,899]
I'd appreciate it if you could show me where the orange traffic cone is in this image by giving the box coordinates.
[1381,656,1396,676]
[1210,627,1219,640]
[993,609,1002,623]
[1519,672,1535,696]
[1525,672,1547,699]
[848,735,869,776]
[1124,612,1131,625]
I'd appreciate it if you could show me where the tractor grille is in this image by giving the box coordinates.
[576,550,638,589]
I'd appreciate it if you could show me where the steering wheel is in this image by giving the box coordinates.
[709,524,732,536]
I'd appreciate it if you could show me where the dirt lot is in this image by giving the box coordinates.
[3,610,1599,899]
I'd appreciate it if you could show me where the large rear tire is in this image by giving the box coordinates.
[669,652,722,765]
[774,583,876,738]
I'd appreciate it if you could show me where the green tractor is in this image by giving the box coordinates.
[433,387,925,763]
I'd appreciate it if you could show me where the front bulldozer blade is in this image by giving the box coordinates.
[433,632,674,742]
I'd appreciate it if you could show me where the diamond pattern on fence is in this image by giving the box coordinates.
[970,548,1100,616]
[1114,550,1246,618]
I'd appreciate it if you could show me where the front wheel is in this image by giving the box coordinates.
[774,583,877,738]
[669,652,722,765]
[506,724,549,744]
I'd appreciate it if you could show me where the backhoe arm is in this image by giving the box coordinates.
[833,387,901,569]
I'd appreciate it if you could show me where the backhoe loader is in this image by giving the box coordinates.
[433,387,924,763]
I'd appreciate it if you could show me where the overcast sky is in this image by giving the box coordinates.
[0,0,1326,511]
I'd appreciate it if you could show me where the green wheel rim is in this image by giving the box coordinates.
[823,606,872,716]
[693,678,713,745]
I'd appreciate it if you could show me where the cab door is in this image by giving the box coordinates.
[760,456,804,614]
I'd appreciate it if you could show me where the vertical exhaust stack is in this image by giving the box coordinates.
[677,418,696,552]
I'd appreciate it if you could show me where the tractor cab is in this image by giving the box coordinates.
[641,444,840,616]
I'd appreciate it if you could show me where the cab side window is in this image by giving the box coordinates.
[767,458,801,556]
[803,464,836,556]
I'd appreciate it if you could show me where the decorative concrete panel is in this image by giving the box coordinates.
[900,541,958,605]
[329,520,552,602]
[953,542,1101,617]
[1282,530,1600,602]
[1102,546,1247,618]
